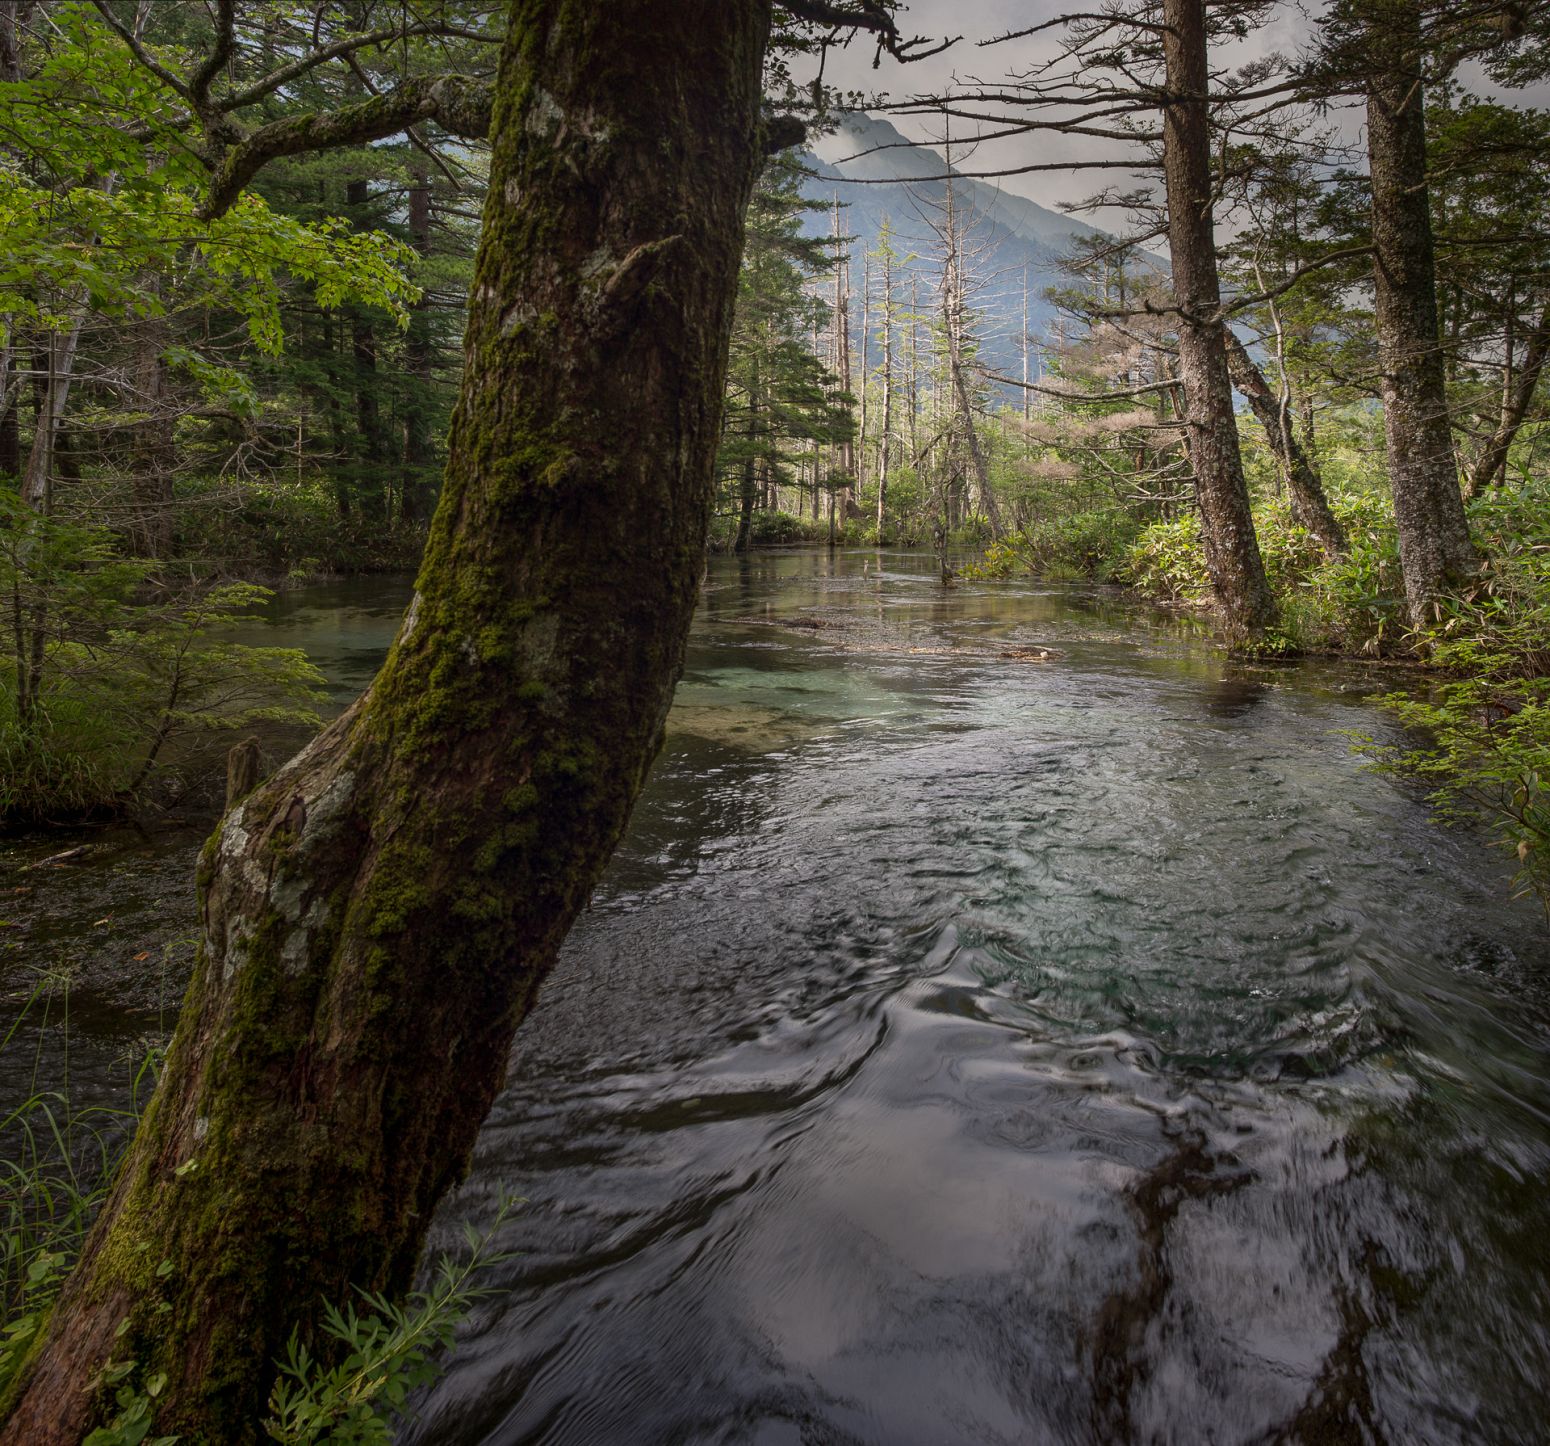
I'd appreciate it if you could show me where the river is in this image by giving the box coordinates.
[5,548,1549,1443]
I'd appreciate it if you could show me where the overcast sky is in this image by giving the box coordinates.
[788,1,1542,229]
[788,2,1321,224]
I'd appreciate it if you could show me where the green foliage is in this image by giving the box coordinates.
[1119,491,1406,654]
[1284,493,1406,654]
[0,0,470,560]
[1365,672,1550,915]
[748,510,824,545]
[0,496,324,820]
[170,474,426,577]
[964,509,1144,583]
[0,4,419,348]
[1359,485,1550,913]
[717,153,854,537]
[81,1362,179,1446]
[264,1194,521,1444]
[1118,512,1208,598]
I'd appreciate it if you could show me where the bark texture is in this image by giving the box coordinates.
[1,1,772,1438]
[1161,0,1275,635]
[1363,0,1478,624]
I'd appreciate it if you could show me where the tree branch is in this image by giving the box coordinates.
[217,22,498,113]
[187,0,236,114]
[198,73,493,220]
[777,0,959,63]
[89,0,191,101]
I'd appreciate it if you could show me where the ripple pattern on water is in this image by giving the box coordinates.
[393,552,1550,1446]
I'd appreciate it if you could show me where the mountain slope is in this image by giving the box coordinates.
[799,113,1110,389]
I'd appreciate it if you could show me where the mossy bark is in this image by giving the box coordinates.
[1,1,772,1439]
[1161,0,1276,637]
[1363,0,1479,625]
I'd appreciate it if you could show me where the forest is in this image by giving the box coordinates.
[2,1,1548,1442]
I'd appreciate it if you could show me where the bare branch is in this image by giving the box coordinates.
[218,21,498,113]
[777,0,960,63]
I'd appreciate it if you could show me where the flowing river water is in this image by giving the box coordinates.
[5,549,1549,1443]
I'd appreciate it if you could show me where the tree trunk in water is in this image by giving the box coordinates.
[0,2,772,1438]
[1363,0,1477,625]
[939,163,1002,541]
[876,265,892,535]
[1221,328,1346,557]
[1161,0,1275,636]
[858,254,868,501]
[954,366,997,537]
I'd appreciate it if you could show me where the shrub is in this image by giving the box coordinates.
[965,509,1144,582]
[1361,484,1550,913]
[1365,668,1550,917]
[748,510,823,545]
[173,474,426,578]
[1,497,324,821]
[1118,512,1208,599]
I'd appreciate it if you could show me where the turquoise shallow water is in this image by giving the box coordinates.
[5,549,1548,1443]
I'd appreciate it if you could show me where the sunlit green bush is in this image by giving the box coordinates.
[965,509,1145,582]
[1117,512,1207,598]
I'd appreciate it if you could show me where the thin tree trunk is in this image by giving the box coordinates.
[939,155,1002,540]
[21,319,83,510]
[858,253,868,500]
[400,165,436,524]
[13,321,84,729]
[128,303,176,558]
[0,3,772,1438]
[907,276,919,464]
[1222,328,1346,557]
[1161,0,1275,635]
[1465,300,1550,497]
[1363,0,1478,625]
[346,179,390,522]
[876,244,893,534]
[735,375,759,554]
[0,336,17,482]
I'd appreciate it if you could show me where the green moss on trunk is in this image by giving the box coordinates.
[2,2,774,1439]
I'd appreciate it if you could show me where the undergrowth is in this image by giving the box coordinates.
[0,970,519,1441]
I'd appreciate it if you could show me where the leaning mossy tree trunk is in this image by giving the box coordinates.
[0,1,773,1438]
